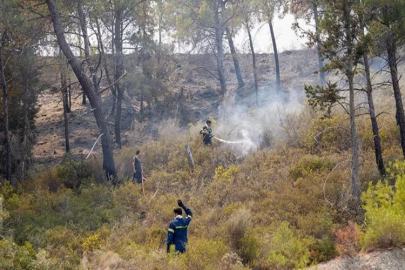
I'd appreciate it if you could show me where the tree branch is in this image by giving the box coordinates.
[98,70,127,95]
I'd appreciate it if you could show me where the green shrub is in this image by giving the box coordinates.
[238,229,260,265]
[288,155,333,181]
[267,222,312,269]
[224,208,259,264]
[362,165,405,251]
[179,238,230,270]
[304,116,350,153]
[309,235,336,263]
[0,239,36,270]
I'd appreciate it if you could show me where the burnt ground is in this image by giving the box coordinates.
[33,49,321,165]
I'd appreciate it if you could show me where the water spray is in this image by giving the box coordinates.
[213,136,254,146]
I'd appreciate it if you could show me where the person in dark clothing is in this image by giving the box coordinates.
[200,120,213,145]
[167,200,193,253]
[132,150,143,184]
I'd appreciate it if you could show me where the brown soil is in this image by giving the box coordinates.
[33,49,321,165]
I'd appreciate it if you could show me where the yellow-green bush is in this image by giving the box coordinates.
[179,238,230,270]
[361,164,405,251]
[304,116,350,153]
[7,109,405,269]
[288,155,333,181]
[266,222,312,269]
[0,240,36,270]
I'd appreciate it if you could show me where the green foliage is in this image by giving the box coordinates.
[0,240,36,270]
[304,116,350,153]
[238,229,260,265]
[289,155,333,181]
[267,222,312,269]
[362,161,405,251]
[5,111,404,268]
[305,82,343,118]
[180,238,230,270]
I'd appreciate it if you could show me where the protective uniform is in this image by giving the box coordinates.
[200,125,213,145]
[167,204,193,253]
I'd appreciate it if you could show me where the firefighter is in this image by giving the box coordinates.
[200,120,213,145]
[167,200,193,253]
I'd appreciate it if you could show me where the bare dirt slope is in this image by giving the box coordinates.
[33,89,100,165]
[311,249,405,270]
[33,49,321,165]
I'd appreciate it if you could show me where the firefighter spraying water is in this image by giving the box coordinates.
[200,119,254,147]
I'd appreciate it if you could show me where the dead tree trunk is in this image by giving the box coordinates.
[225,27,244,88]
[246,21,259,106]
[268,20,281,94]
[386,27,405,158]
[0,44,12,185]
[46,0,117,180]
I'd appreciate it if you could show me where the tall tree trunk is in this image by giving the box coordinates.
[82,87,87,104]
[22,76,30,178]
[348,72,360,201]
[386,27,405,158]
[110,16,117,116]
[46,0,117,180]
[364,54,385,176]
[246,21,259,106]
[78,25,86,105]
[78,1,98,92]
[140,88,144,119]
[114,9,124,148]
[60,63,70,153]
[214,0,226,95]
[268,20,281,94]
[0,46,12,185]
[225,27,244,88]
[68,78,72,110]
[157,0,163,65]
[95,19,115,115]
[343,1,360,202]
[313,3,325,85]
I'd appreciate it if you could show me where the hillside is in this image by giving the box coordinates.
[32,50,320,166]
[3,48,405,269]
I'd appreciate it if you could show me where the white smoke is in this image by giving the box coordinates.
[213,85,305,155]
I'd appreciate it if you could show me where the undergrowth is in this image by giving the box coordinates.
[1,113,405,269]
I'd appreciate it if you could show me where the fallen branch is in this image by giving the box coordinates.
[86,133,104,160]
[98,70,127,95]
[79,108,96,117]
[323,159,350,207]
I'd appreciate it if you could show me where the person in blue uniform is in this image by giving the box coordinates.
[167,200,193,253]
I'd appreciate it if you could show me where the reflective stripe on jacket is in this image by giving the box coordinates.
[167,205,193,252]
